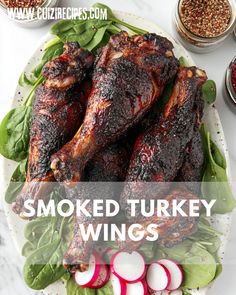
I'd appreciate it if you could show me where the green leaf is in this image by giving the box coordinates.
[50,20,74,35]
[202,80,217,104]
[23,236,67,290]
[66,277,87,295]
[0,106,31,161]
[19,72,34,86]
[24,216,54,243]
[179,56,189,67]
[181,244,217,289]
[210,140,226,169]
[92,3,115,19]
[33,42,63,78]
[96,282,113,295]
[214,262,223,280]
[32,62,45,79]
[86,23,111,51]
[22,241,35,257]
[201,125,236,214]
[5,159,27,203]
[202,164,236,214]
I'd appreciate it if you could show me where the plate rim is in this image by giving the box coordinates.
[0,10,232,295]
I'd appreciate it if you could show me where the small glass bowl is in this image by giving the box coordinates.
[173,0,236,53]
[0,0,59,28]
[225,56,236,105]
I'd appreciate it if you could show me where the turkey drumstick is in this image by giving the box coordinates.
[51,31,179,185]
[12,43,94,217]
[121,66,207,213]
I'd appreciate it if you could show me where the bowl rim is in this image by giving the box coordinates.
[226,55,236,105]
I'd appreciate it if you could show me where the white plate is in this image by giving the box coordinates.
[0,11,232,295]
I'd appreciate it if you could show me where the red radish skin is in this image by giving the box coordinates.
[157,259,183,291]
[110,273,127,295]
[126,280,148,295]
[74,252,101,287]
[90,264,110,289]
[146,262,170,292]
[111,251,146,283]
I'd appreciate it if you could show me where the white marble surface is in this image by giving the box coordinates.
[0,0,236,294]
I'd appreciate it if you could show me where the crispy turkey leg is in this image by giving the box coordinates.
[51,31,179,185]
[12,43,94,217]
[121,67,207,212]
[63,140,131,268]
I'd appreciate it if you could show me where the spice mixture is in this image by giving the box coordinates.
[231,62,236,94]
[3,0,43,8]
[180,0,232,38]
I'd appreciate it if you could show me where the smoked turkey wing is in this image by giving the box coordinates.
[63,141,131,268]
[51,31,179,184]
[12,43,94,216]
[121,67,207,210]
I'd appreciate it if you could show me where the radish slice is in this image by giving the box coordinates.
[111,251,146,283]
[157,259,183,291]
[90,264,110,289]
[146,262,170,292]
[126,280,148,295]
[74,252,101,287]
[110,273,127,295]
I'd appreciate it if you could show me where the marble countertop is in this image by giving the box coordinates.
[0,0,236,294]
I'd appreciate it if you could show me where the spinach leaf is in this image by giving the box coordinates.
[210,139,226,169]
[50,20,75,35]
[96,282,113,295]
[0,106,31,161]
[66,277,84,295]
[23,214,74,290]
[86,23,112,51]
[202,80,217,104]
[66,277,96,295]
[181,244,216,289]
[23,235,67,290]
[92,3,147,35]
[92,2,115,19]
[24,216,54,244]
[5,158,27,204]
[179,56,189,67]
[0,74,43,162]
[33,41,64,78]
[22,241,35,257]
[50,3,147,54]
[19,72,35,86]
[201,125,236,214]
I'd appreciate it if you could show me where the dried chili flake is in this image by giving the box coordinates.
[231,63,236,94]
[180,0,232,38]
[4,0,44,8]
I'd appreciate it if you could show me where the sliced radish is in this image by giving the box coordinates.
[74,252,101,287]
[110,273,127,295]
[90,264,110,289]
[111,251,146,283]
[126,280,148,295]
[146,262,170,292]
[157,259,183,291]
